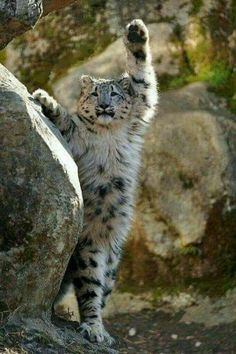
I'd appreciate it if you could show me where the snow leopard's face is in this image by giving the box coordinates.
[78,76,133,126]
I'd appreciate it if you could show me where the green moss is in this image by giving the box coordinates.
[184,19,213,72]
[119,237,236,299]
[120,267,236,301]
[160,16,176,22]
[198,63,236,115]
[152,275,236,304]
[179,246,202,256]
[10,1,115,92]
[190,0,203,15]
[196,63,236,114]
[161,4,236,112]
[0,49,6,64]
[161,75,189,90]
[182,61,231,88]
[229,96,236,113]
[202,63,231,88]
[151,285,187,305]
[189,277,236,297]
[165,61,236,114]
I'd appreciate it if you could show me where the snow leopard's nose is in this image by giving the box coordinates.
[99,103,109,110]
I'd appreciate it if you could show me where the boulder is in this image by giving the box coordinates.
[0,0,43,49]
[120,82,236,290]
[0,63,83,320]
[3,1,115,92]
[0,0,78,49]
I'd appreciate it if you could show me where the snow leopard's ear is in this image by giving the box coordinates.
[118,76,135,96]
[80,75,93,88]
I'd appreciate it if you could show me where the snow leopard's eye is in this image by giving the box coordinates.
[91,91,98,97]
[111,92,119,97]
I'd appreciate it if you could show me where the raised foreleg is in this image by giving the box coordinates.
[124,19,158,125]
[32,89,75,142]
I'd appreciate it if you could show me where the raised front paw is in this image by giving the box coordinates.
[79,322,115,345]
[126,19,148,45]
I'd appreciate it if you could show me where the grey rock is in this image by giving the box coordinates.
[0,63,83,320]
[123,82,236,285]
[180,288,236,327]
[0,0,43,49]
[0,0,77,49]
[100,83,235,290]
[139,82,236,257]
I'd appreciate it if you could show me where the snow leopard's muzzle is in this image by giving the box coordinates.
[96,104,115,118]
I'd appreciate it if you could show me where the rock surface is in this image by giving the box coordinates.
[120,82,236,289]
[0,0,78,50]
[3,0,236,110]
[4,1,114,92]
[0,0,43,49]
[0,63,83,320]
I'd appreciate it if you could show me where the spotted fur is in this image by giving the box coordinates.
[33,19,158,345]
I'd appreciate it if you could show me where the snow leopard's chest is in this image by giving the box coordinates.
[75,135,141,233]
[78,136,139,193]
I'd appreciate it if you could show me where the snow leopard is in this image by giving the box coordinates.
[33,19,158,345]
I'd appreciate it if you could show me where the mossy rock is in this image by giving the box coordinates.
[0,49,6,64]
[4,0,236,113]
[5,1,115,92]
[172,2,236,113]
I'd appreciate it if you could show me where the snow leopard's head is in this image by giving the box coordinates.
[77,75,133,127]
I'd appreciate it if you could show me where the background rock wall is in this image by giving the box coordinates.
[2,0,236,112]
[1,0,236,297]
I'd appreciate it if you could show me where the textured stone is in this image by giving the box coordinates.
[4,0,236,101]
[139,82,236,255]
[0,0,78,49]
[0,64,83,320]
[0,0,43,49]
[120,82,236,288]
[4,1,113,92]
[180,288,236,327]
